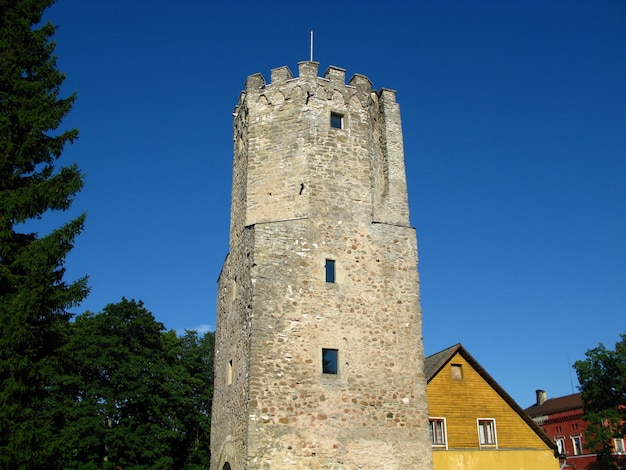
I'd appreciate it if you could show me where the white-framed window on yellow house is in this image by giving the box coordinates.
[429,418,447,448]
[477,418,497,447]
[614,437,625,453]
[572,435,583,455]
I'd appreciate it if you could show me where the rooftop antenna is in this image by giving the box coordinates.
[567,353,576,394]
[310,30,314,62]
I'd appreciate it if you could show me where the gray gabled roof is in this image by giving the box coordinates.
[424,343,462,381]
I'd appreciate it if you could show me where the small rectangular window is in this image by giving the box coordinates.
[227,359,233,385]
[330,112,343,129]
[322,348,338,374]
[325,259,336,283]
[478,418,497,446]
[555,437,566,455]
[614,437,625,453]
[572,435,583,455]
[429,418,447,447]
[451,363,463,380]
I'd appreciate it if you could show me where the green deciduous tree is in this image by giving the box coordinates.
[65,299,214,469]
[0,0,87,467]
[574,333,626,469]
[176,329,214,468]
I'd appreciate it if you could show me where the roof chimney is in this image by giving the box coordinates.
[535,389,547,406]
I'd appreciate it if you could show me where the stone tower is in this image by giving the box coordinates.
[210,62,433,470]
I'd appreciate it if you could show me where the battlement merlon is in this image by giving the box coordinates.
[349,73,373,95]
[271,66,293,84]
[244,72,265,91]
[323,65,346,86]
[378,87,397,103]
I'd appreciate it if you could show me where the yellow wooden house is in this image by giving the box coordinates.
[425,344,559,470]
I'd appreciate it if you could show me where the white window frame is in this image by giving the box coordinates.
[571,434,583,455]
[429,417,448,449]
[614,437,625,454]
[555,436,566,455]
[477,418,498,448]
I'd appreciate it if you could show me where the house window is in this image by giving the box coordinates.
[451,363,463,380]
[555,437,566,455]
[429,418,447,447]
[614,437,625,453]
[330,112,343,129]
[322,348,338,374]
[325,259,336,283]
[478,418,497,446]
[572,435,583,455]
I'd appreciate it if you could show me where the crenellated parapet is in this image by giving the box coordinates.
[239,62,376,112]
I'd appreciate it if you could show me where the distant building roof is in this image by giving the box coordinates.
[525,393,582,418]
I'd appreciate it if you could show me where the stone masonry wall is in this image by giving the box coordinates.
[211,226,254,469]
[210,62,433,469]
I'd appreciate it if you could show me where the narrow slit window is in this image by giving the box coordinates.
[330,112,343,129]
[325,259,336,283]
[322,348,338,374]
[227,359,233,385]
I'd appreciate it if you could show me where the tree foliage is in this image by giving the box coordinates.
[175,328,214,468]
[63,299,214,469]
[574,332,626,468]
[0,2,215,467]
[0,0,87,467]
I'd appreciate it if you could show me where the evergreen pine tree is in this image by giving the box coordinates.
[0,0,87,467]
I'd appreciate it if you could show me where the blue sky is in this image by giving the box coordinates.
[41,0,626,408]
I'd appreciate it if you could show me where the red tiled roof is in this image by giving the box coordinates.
[525,393,582,418]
